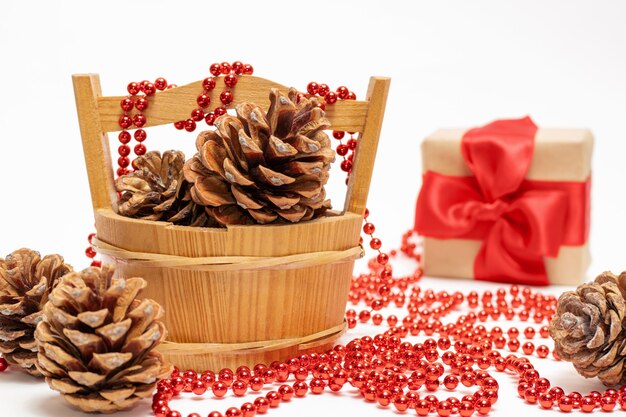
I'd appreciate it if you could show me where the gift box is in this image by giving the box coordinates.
[415,117,593,286]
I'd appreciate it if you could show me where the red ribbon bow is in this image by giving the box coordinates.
[415,117,590,285]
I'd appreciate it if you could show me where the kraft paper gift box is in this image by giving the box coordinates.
[414,117,593,286]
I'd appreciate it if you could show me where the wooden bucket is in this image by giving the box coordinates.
[73,73,390,371]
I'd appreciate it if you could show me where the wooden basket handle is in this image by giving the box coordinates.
[73,74,390,218]
[73,74,118,211]
[343,77,390,217]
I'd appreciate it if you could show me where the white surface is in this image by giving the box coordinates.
[1,0,625,416]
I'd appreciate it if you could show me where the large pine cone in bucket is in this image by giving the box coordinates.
[184,88,335,226]
[550,271,626,385]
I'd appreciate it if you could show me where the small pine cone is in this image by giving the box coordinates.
[35,266,171,413]
[116,150,215,227]
[550,271,626,386]
[184,88,335,226]
[0,249,72,376]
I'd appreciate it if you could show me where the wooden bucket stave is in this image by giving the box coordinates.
[74,73,390,371]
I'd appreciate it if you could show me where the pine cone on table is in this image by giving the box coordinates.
[116,150,215,227]
[550,271,626,386]
[184,88,335,226]
[34,266,171,413]
[0,249,72,376]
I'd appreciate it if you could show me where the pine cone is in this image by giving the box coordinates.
[0,249,72,376]
[35,266,171,413]
[550,271,626,385]
[116,150,215,227]
[184,88,335,226]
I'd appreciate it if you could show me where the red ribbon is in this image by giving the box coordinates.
[415,117,590,286]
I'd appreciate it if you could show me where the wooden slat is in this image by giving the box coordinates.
[344,77,391,216]
[97,75,369,133]
[73,74,117,211]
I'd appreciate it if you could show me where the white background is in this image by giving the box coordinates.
[1,1,625,416]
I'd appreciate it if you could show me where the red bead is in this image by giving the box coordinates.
[224,74,238,87]
[120,97,134,112]
[127,82,141,95]
[580,396,595,412]
[436,400,452,417]
[134,129,147,142]
[239,403,255,417]
[155,77,168,90]
[310,378,325,394]
[243,64,254,75]
[205,113,217,126]
[443,375,458,390]
[191,108,205,121]
[363,223,375,235]
[225,408,242,417]
[340,159,352,172]
[118,115,132,129]
[318,84,330,96]
[118,145,130,157]
[523,327,535,339]
[324,91,338,104]
[143,82,156,96]
[536,344,549,358]
[266,391,280,407]
[166,411,181,417]
[116,168,128,176]
[307,82,319,95]
[522,341,535,355]
[507,338,520,352]
[214,107,227,116]
[174,121,185,130]
[347,92,357,100]
[210,63,222,76]
[197,94,211,108]
[232,61,244,75]
[208,413,223,417]
[133,114,146,127]
[333,130,345,140]
[253,397,269,414]
[134,144,146,156]
[476,399,491,415]
[278,384,294,401]
[192,380,206,395]
[336,144,349,156]
[202,77,217,91]
[85,247,96,258]
[118,156,130,168]
[232,380,247,396]
[249,376,263,391]
[184,119,196,132]
[416,400,430,416]
[293,381,308,397]
[211,381,227,397]
[559,396,573,412]
[336,86,349,99]
[220,62,232,74]
[135,97,149,111]
[154,406,170,417]
[601,396,615,411]
[118,131,131,144]
[458,401,474,417]
[539,393,554,409]
[220,91,233,105]
[370,238,382,250]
